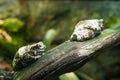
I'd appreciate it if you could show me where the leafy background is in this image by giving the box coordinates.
[0,0,120,80]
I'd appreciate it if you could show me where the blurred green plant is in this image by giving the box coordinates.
[59,72,79,80]
[3,18,24,32]
[0,18,24,62]
[43,29,58,49]
[106,17,120,28]
[75,72,94,80]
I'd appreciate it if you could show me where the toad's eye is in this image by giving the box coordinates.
[70,34,77,41]
[30,45,40,50]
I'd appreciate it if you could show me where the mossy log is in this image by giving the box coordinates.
[13,28,120,80]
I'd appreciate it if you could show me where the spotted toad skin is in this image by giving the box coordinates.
[12,42,46,71]
[70,19,104,41]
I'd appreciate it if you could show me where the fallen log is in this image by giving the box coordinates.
[13,28,120,80]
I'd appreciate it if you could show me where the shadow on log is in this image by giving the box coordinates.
[13,28,120,80]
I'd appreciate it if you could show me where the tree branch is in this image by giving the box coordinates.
[13,28,120,80]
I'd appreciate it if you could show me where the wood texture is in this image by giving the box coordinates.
[13,28,120,80]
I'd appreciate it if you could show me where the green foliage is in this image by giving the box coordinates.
[3,18,24,32]
[43,29,58,49]
[0,40,18,60]
[0,18,24,61]
[59,72,79,80]
[106,18,120,28]
[75,72,94,80]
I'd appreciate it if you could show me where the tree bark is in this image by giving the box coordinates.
[13,28,120,80]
